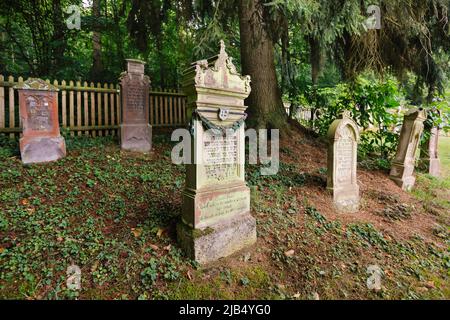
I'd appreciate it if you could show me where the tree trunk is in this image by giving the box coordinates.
[112,0,125,70]
[309,36,321,126]
[156,37,165,88]
[238,0,287,130]
[91,0,103,81]
[309,36,321,86]
[51,0,66,76]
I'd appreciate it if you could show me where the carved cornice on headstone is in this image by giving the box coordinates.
[405,107,427,121]
[182,40,251,96]
[119,59,150,85]
[14,78,59,92]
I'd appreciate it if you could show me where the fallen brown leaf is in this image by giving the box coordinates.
[131,228,142,238]
[156,228,165,237]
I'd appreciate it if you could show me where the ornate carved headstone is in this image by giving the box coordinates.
[327,111,360,212]
[389,108,427,191]
[177,41,256,264]
[15,78,66,164]
[119,59,151,152]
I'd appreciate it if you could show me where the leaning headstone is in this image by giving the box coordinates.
[15,78,66,164]
[390,108,427,190]
[119,59,151,152]
[177,41,256,264]
[420,115,441,177]
[327,111,360,212]
[423,126,441,177]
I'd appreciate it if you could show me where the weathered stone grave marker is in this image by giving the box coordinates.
[420,113,441,177]
[15,78,66,164]
[177,41,256,264]
[119,59,152,152]
[389,108,426,190]
[327,111,360,212]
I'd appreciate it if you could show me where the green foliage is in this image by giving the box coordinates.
[305,75,403,162]
[425,98,450,134]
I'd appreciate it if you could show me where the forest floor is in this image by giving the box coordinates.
[0,129,449,300]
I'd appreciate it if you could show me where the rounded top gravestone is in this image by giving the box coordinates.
[327,110,360,213]
[327,110,360,142]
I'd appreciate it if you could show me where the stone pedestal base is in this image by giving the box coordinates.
[120,124,152,152]
[177,213,256,265]
[328,185,359,213]
[20,136,66,164]
[389,163,415,191]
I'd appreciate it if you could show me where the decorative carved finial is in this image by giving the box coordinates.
[341,110,351,119]
[185,39,251,95]
[220,40,226,55]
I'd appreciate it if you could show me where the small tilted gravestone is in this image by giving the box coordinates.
[119,59,152,152]
[420,125,441,177]
[326,111,360,213]
[14,78,66,164]
[390,108,427,191]
[177,41,256,264]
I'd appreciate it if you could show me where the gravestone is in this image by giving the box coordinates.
[327,111,360,212]
[422,126,441,177]
[390,108,427,191]
[15,78,66,164]
[119,59,152,152]
[420,113,441,177]
[177,41,256,264]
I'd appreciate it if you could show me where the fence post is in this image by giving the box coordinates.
[61,80,67,129]
[0,75,4,130]
[159,88,163,126]
[110,83,115,136]
[90,82,96,137]
[17,77,23,130]
[104,83,109,136]
[116,84,120,129]
[76,81,82,136]
[83,81,89,136]
[8,75,15,139]
[97,83,102,136]
[69,80,75,137]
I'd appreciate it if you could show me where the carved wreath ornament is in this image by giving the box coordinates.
[190,110,247,136]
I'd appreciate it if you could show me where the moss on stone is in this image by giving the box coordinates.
[192,226,215,239]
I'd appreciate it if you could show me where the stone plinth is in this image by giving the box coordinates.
[390,108,426,191]
[177,41,255,264]
[327,111,360,212]
[15,78,66,164]
[119,59,151,152]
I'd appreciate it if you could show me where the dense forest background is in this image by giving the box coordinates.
[0,0,449,130]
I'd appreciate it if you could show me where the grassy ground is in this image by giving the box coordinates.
[439,136,450,178]
[0,130,448,300]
